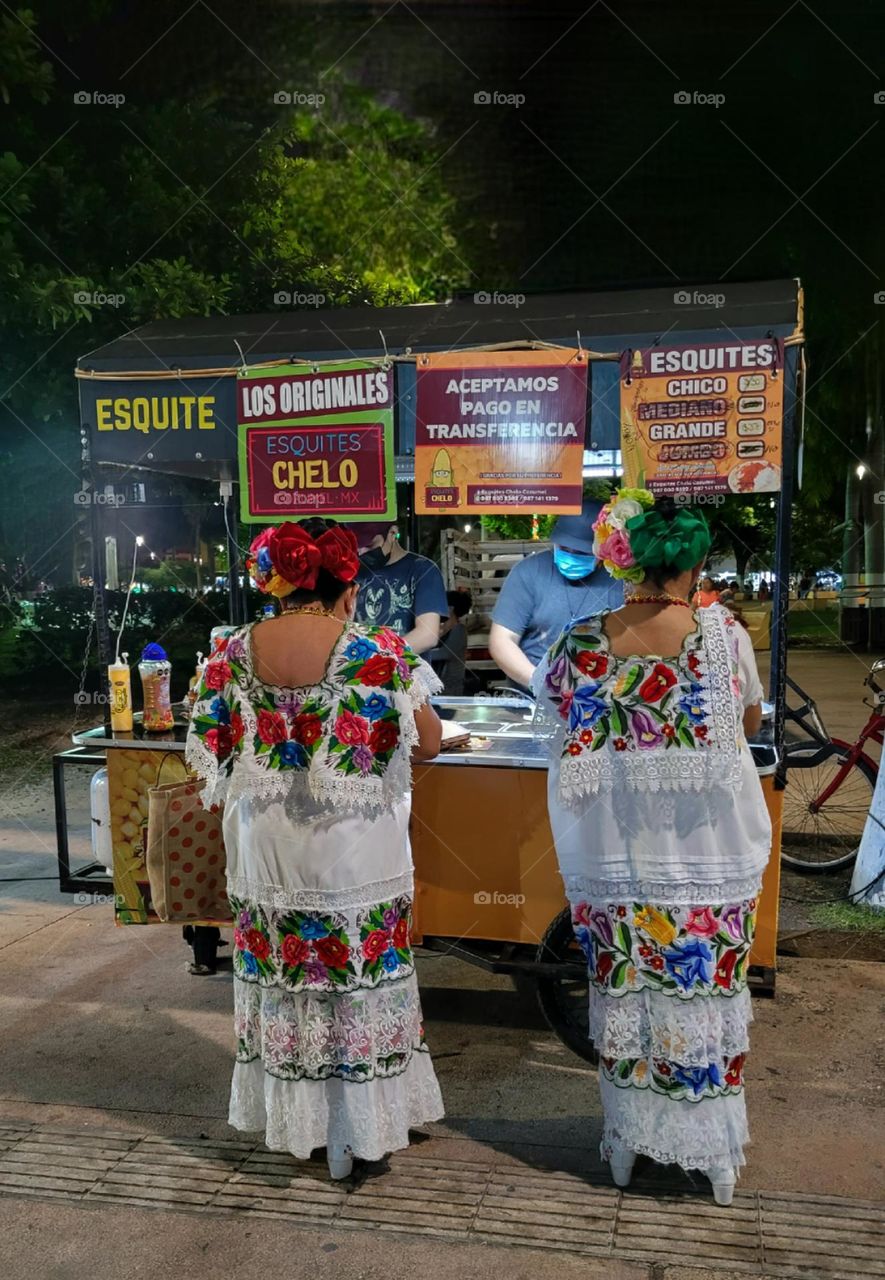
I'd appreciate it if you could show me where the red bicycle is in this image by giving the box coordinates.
[781,664,884,872]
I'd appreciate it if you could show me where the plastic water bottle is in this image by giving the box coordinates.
[139,643,174,732]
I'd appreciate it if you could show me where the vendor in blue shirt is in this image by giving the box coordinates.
[489,498,624,690]
[355,522,449,653]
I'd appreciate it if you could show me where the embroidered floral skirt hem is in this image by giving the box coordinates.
[569,886,760,1174]
[228,890,444,1161]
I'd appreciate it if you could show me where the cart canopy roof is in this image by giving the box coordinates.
[77,279,801,372]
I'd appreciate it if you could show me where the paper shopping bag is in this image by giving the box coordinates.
[145,777,231,923]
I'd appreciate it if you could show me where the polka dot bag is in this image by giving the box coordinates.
[145,775,232,923]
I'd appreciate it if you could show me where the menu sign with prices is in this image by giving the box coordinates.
[620,339,785,495]
[414,348,588,515]
[237,360,396,522]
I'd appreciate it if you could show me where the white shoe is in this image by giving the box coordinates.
[709,1164,736,1206]
[609,1148,636,1188]
[327,1144,353,1180]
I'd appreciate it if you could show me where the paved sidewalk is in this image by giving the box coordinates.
[0,1119,882,1278]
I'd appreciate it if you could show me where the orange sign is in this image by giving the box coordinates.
[621,339,784,495]
[415,349,587,514]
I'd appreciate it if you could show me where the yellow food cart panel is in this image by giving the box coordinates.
[412,761,783,972]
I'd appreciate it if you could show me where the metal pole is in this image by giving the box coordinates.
[221,479,244,625]
[770,345,799,784]
[83,428,113,700]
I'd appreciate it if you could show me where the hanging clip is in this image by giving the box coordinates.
[233,341,248,377]
[378,329,391,369]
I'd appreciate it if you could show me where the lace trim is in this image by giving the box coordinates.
[554,606,744,804]
[233,975,427,1083]
[599,1078,749,1172]
[587,985,752,1066]
[408,659,443,710]
[184,733,232,811]
[226,871,414,913]
[563,875,763,905]
[229,1046,445,1161]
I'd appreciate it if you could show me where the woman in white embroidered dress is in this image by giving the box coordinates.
[185,518,444,1179]
[534,491,771,1206]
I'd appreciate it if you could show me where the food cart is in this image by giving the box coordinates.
[56,279,803,1048]
[65,694,779,1057]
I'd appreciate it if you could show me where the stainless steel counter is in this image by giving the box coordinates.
[72,695,776,773]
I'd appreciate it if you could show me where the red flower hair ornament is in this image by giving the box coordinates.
[247,523,360,597]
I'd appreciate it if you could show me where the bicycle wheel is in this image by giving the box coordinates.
[535,908,598,1064]
[781,740,877,872]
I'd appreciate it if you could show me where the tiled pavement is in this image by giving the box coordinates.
[0,1121,881,1278]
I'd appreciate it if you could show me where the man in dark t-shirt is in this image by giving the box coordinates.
[355,524,448,654]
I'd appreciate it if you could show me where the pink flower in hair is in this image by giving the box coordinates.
[598,529,635,569]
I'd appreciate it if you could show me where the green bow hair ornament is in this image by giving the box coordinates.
[625,507,711,572]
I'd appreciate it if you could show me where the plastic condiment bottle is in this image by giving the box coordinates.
[139,643,174,732]
[108,654,133,732]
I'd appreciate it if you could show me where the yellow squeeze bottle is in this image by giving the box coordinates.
[108,656,133,732]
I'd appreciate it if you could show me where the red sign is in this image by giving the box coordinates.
[415,349,587,514]
[242,422,389,519]
[237,361,396,523]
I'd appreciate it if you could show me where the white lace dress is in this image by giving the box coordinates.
[533,605,771,1173]
[185,621,445,1160]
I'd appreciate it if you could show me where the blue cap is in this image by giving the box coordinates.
[551,498,604,554]
[141,643,168,662]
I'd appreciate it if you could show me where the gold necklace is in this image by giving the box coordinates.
[625,591,691,609]
[282,604,344,622]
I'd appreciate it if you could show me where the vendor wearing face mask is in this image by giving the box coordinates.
[489,498,624,690]
[355,522,449,654]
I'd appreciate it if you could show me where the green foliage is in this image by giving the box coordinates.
[786,607,840,647]
[141,561,201,591]
[480,513,557,541]
[808,901,885,934]
[0,9,53,104]
[706,498,777,579]
[12,586,234,690]
[0,7,469,577]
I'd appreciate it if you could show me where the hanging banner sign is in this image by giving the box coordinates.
[414,349,588,514]
[237,360,396,523]
[81,376,238,466]
[620,339,784,495]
